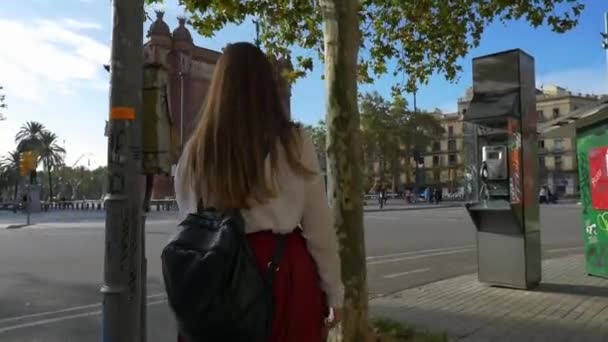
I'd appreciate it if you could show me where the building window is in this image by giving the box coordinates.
[552,108,560,118]
[432,141,440,152]
[537,110,543,121]
[539,156,545,169]
[448,139,457,151]
[448,126,454,136]
[433,156,439,166]
[448,154,457,165]
[554,138,564,151]
[555,155,563,170]
[433,170,441,182]
[538,140,545,149]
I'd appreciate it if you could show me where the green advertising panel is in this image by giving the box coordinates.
[577,123,608,277]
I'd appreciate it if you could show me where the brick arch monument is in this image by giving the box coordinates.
[144,12,292,199]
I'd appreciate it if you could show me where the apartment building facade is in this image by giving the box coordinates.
[419,112,465,193]
[457,85,604,196]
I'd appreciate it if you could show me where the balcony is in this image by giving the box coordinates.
[544,164,576,172]
[552,145,565,153]
[423,162,462,170]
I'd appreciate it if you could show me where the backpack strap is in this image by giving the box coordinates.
[196,198,204,214]
[266,234,287,285]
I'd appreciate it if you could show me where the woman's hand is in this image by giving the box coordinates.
[322,307,343,340]
[326,307,343,329]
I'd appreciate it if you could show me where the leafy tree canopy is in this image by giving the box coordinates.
[147,0,583,93]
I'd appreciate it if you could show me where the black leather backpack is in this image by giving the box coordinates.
[161,206,286,342]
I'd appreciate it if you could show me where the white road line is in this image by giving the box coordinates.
[0,300,167,334]
[364,215,400,221]
[0,293,166,324]
[547,247,583,253]
[367,248,475,266]
[367,245,475,261]
[383,268,430,279]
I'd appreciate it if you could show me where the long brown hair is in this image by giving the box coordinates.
[181,42,314,209]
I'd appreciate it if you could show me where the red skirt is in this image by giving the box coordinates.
[178,229,327,342]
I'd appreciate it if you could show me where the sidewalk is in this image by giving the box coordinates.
[371,254,608,342]
[363,201,462,213]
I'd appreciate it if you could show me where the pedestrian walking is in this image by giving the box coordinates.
[168,42,343,342]
[539,186,548,204]
[434,188,442,204]
[378,186,385,209]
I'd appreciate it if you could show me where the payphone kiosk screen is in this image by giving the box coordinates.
[589,146,608,210]
[487,152,500,160]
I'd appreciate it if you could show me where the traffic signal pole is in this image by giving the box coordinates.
[101,1,145,341]
[26,184,30,226]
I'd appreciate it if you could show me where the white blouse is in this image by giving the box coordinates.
[174,129,344,308]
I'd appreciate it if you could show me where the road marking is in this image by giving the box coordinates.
[0,299,167,334]
[0,293,166,324]
[383,268,430,279]
[367,247,475,266]
[367,245,475,261]
[547,247,583,253]
[364,215,400,221]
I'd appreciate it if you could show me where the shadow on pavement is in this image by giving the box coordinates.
[533,282,608,298]
[371,301,607,342]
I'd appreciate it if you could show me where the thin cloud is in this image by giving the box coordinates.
[60,18,102,30]
[0,18,109,104]
[537,67,608,96]
[438,102,458,114]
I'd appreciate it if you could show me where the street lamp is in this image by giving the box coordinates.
[179,70,185,147]
[603,12,608,76]
[602,12,608,49]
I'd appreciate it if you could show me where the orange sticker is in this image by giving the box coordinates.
[110,107,135,120]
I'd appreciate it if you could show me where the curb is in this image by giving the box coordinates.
[5,223,32,230]
[364,203,463,213]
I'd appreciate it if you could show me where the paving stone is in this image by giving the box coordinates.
[371,254,608,342]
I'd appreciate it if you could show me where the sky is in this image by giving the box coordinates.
[0,0,607,169]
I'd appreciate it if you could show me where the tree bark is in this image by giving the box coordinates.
[390,149,400,192]
[404,146,412,185]
[13,180,18,201]
[321,1,370,341]
[47,163,54,201]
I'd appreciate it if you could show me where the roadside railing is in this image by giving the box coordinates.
[39,199,178,212]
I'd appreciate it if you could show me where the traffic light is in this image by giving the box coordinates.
[602,32,608,50]
[19,151,37,177]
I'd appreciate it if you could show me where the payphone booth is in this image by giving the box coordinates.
[463,49,541,289]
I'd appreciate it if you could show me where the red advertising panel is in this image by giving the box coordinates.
[508,118,522,205]
[589,146,608,210]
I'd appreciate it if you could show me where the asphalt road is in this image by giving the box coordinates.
[0,205,584,341]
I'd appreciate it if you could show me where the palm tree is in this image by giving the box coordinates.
[0,150,21,200]
[39,130,65,201]
[15,121,45,151]
[15,121,46,184]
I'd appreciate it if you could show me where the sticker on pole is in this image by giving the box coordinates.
[110,107,135,120]
[589,146,608,210]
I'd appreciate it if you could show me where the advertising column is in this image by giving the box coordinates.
[578,123,608,277]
